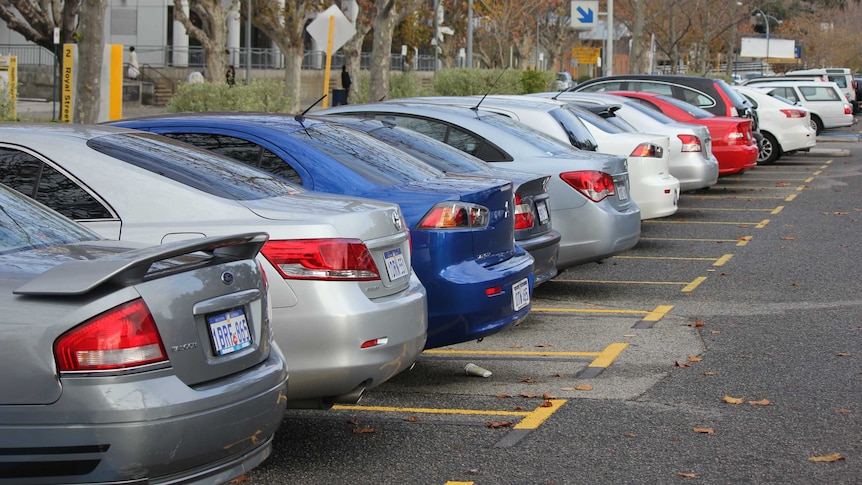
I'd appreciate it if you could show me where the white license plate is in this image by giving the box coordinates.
[512,277,531,311]
[536,200,550,224]
[208,308,252,356]
[384,247,409,280]
[616,182,628,201]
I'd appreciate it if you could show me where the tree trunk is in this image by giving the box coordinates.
[282,45,304,112]
[629,0,649,74]
[74,0,106,124]
[369,1,397,102]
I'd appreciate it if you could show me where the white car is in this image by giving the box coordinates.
[734,86,817,164]
[398,95,679,220]
[750,81,854,133]
[532,92,719,192]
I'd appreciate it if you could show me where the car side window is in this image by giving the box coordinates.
[774,87,798,103]
[582,81,624,92]
[163,132,303,184]
[800,87,839,101]
[0,147,112,220]
[828,76,847,88]
[630,81,673,96]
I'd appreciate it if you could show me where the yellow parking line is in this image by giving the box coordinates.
[639,236,751,246]
[738,236,753,246]
[513,399,567,429]
[531,307,648,315]
[446,482,474,485]
[755,219,770,228]
[771,206,784,214]
[642,305,674,321]
[683,207,780,212]
[785,194,798,201]
[713,254,733,266]
[550,279,687,286]
[423,349,600,358]
[333,404,527,417]
[796,185,807,191]
[805,177,815,183]
[682,276,707,292]
[612,255,718,261]
[645,219,770,227]
[587,343,629,369]
[687,195,787,199]
[730,177,811,181]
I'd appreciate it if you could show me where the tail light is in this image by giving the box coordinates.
[261,238,380,281]
[678,134,703,152]
[629,143,662,158]
[55,299,168,372]
[417,202,489,229]
[780,109,806,118]
[560,170,616,202]
[844,105,852,115]
[514,193,534,230]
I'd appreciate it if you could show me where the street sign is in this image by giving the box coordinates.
[572,46,601,64]
[570,1,599,30]
[306,5,355,52]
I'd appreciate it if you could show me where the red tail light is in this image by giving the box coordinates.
[514,193,534,230]
[261,239,380,281]
[844,105,852,115]
[677,134,703,152]
[417,202,489,229]
[55,299,168,371]
[629,143,662,158]
[560,170,616,202]
[780,109,806,118]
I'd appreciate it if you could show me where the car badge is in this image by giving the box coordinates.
[221,271,235,285]
[505,200,510,218]
[392,211,403,231]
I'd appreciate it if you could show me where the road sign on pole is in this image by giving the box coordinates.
[570,1,598,30]
[307,5,355,109]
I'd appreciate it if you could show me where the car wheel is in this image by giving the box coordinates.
[810,115,824,135]
[757,132,781,165]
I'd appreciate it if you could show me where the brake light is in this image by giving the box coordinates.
[260,238,380,280]
[844,105,852,115]
[629,143,662,158]
[560,170,616,202]
[678,134,703,152]
[417,202,489,229]
[780,109,806,118]
[514,193,534,230]
[55,299,168,371]
[257,259,269,290]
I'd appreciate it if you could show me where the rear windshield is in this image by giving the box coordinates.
[474,112,576,155]
[798,86,842,101]
[624,101,679,124]
[563,105,628,134]
[287,122,445,185]
[87,132,305,200]
[656,95,715,119]
[364,126,491,174]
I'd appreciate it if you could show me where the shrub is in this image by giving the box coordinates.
[167,80,293,113]
[431,68,555,96]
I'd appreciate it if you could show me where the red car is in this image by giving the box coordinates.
[607,91,759,176]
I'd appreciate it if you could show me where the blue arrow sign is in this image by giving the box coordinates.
[571,1,599,30]
[576,6,594,23]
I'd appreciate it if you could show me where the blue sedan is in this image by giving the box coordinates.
[111,113,535,349]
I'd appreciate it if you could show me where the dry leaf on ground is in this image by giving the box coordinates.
[693,427,715,434]
[521,377,537,383]
[539,400,554,408]
[748,399,773,406]
[404,416,420,422]
[702,371,718,376]
[689,356,703,362]
[678,472,697,478]
[675,361,691,368]
[520,393,537,398]
[496,393,512,398]
[352,426,376,434]
[723,395,745,404]
[808,453,844,463]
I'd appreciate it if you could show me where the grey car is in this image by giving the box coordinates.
[319,102,641,268]
[0,124,427,410]
[0,183,287,484]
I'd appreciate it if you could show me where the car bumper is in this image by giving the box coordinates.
[0,351,287,484]
[271,274,428,405]
[423,247,535,349]
[774,126,817,153]
[553,203,641,268]
[517,229,561,286]
[715,144,759,176]
[670,153,719,192]
[631,174,680,220]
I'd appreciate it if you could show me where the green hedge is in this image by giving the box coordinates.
[431,68,555,97]
[167,79,293,113]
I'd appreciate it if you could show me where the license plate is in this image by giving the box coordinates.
[208,308,252,356]
[512,277,530,311]
[536,200,550,224]
[616,182,628,201]
[383,247,409,280]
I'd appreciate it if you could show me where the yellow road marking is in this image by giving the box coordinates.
[805,177,815,183]
[813,171,822,175]
[446,482,475,485]
[771,206,784,214]
[639,236,751,246]
[531,307,648,315]
[645,219,770,226]
[588,343,629,368]
[550,279,687,286]
[424,349,600,358]
[688,195,787,199]
[785,194,797,202]
[682,207,781,212]
[642,305,674,321]
[513,399,567,429]
[713,254,733,266]
[796,185,807,191]
[612,255,721,261]
[755,219,770,228]
[682,276,707,292]
[729,177,811,181]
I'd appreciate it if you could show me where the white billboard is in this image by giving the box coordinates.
[740,37,797,59]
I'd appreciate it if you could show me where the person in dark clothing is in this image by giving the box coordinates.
[341,64,352,104]
[226,65,236,87]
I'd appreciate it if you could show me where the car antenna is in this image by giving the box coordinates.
[294,94,327,137]
[472,67,508,111]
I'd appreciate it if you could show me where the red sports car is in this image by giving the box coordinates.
[607,91,759,176]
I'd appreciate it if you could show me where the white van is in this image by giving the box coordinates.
[784,68,857,112]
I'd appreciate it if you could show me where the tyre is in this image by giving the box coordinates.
[810,115,824,135]
[757,132,781,165]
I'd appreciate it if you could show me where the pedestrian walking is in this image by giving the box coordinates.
[226,65,236,87]
[341,64,352,104]
[128,46,139,79]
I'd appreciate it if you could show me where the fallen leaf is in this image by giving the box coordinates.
[834,212,849,215]
[835,409,852,414]
[485,421,514,429]
[837,353,851,357]
[675,361,691,368]
[693,427,715,434]
[521,377,537,383]
[575,384,593,391]
[352,426,376,434]
[513,406,524,411]
[511,343,523,349]
[791,282,801,286]
[702,371,718,376]
[535,343,553,348]
[520,393,537,398]
[749,399,773,406]
[688,356,703,362]
[229,476,249,483]
[404,416,420,422]
[723,395,745,404]
[347,418,359,425]
[710,330,721,334]
[687,320,705,328]
[740,355,755,359]
[540,400,554,408]
[678,472,697,478]
[553,373,565,378]
[624,433,637,438]
[780,236,797,240]
[496,393,512,398]
[808,453,844,463]
[542,392,555,400]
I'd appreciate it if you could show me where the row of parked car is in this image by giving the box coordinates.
[0,73,840,483]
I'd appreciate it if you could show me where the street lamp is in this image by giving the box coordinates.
[755,9,781,74]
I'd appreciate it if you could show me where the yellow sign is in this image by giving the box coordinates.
[0,55,17,119]
[62,44,75,123]
[572,46,601,64]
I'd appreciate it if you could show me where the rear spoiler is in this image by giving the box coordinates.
[14,232,269,296]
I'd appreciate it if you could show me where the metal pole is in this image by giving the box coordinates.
[467,0,473,68]
[606,0,614,76]
[245,0,251,85]
[536,17,539,70]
